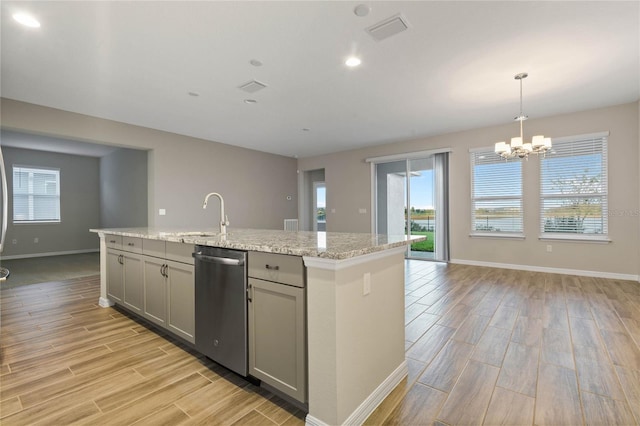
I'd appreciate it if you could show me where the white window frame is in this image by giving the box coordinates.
[470,147,524,238]
[12,165,61,224]
[539,132,609,242]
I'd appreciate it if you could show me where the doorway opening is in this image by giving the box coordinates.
[373,152,449,262]
[313,182,326,231]
[300,169,326,232]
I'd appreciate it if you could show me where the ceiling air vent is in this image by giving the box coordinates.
[238,80,267,93]
[366,14,409,42]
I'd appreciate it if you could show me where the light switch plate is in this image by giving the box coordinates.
[159,209,166,216]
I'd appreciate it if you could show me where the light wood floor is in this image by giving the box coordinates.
[0,275,306,425]
[367,261,640,425]
[1,263,639,425]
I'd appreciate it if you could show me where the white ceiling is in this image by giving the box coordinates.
[1,1,639,158]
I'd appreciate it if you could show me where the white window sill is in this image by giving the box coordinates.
[13,221,61,225]
[539,234,611,244]
[469,233,525,240]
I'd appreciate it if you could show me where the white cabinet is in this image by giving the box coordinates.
[248,252,307,403]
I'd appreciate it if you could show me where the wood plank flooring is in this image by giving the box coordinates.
[2,262,639,425]
[0,276,306,425]
[368,261,640,425]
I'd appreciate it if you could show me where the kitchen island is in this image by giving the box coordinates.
[91,227,421,426]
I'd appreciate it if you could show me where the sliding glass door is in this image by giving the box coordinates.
[374,153,449,261]
[408,158,435,259]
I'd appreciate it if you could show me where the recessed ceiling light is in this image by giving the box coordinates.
[345,57,362,67]
[249,59,263,67]
[354,4,370,17]
[13,12,40,28]
[244,99,257,104]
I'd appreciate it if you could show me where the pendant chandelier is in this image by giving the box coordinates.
[495,72,552,159]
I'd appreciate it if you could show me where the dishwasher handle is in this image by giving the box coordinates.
[193,252,245,266]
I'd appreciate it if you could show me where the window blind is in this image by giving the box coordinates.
[13,166,61,223]
[540,135,607,236]
[470,149,523,234]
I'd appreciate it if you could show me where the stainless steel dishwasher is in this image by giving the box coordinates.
[193,245,248,376]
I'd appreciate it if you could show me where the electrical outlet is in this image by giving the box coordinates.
[12,239,17,244]
[34,237,39,243]
[159,208,166,216]
[363,272,371,296]
[359,208,367,214]
[546,245,553,253]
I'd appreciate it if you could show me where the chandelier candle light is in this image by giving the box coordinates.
[495,72,552,160]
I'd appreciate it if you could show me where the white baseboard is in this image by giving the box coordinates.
[98,297,114,308]
[304,360,407,426]
[450,258,639,282]
[343,360,408,425]
[304,414,327,426]
[1,249,99,260]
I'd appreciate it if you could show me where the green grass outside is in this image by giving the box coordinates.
[410,231,434,252]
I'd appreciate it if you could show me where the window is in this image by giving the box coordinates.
[540,133,608,239]
[13,166,61,223]
[470,148,523,235]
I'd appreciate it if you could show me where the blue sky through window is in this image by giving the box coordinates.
[410,170,434,210]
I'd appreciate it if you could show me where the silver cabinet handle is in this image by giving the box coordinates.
[265,264,279,271]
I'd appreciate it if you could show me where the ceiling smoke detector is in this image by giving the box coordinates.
[238,80,267,93]
[366,14,409,41]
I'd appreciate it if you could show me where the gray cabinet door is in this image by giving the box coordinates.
[166,260,195,343]
[123,253,143,314]
[106,250,123,303]
[143,257,167,327]
[248,277,306,403]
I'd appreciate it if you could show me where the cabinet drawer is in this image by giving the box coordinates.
[248,252,304,288]
[122,237,143,254]
[143,239,166,259]
[105,235,122,249]
[166,242,195,265]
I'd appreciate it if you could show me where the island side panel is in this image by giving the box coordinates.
[97,233,114,308]
[305,247,407,425]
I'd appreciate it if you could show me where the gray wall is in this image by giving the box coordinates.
[100,148,148,228]
[299,101,640,278]
[1,98,299,232]
[1,146,100,257]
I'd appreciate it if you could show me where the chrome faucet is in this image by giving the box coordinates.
[203,192,229,235]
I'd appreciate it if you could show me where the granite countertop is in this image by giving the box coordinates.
[90,227,425,260]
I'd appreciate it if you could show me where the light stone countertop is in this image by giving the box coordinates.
[90,227,425,260]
